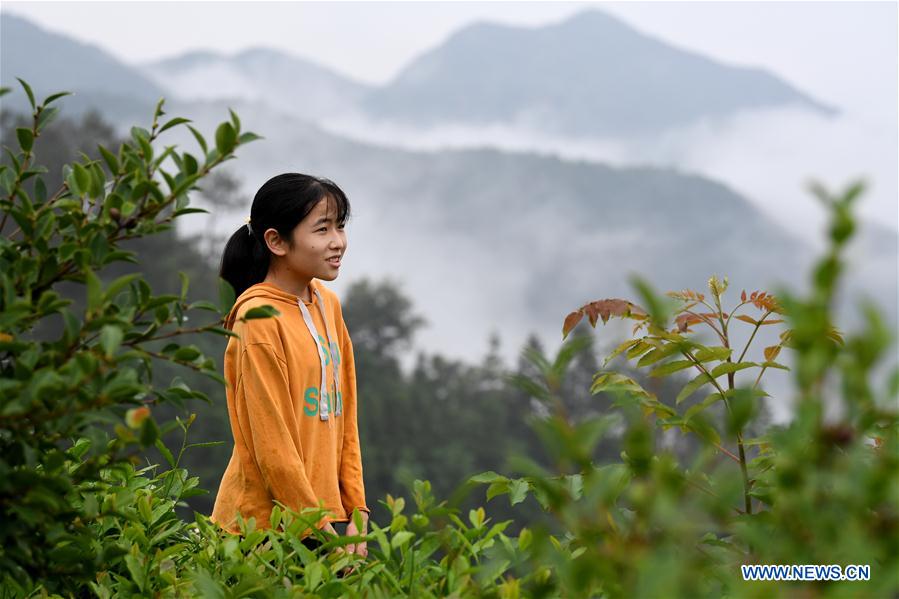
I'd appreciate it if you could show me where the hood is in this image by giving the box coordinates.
[224,280,320,330]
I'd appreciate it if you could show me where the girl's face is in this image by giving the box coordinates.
[266,196,347,282]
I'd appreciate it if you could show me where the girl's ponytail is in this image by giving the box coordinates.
[219,222,270,300]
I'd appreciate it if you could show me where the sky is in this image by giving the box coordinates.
[3,0,897,124]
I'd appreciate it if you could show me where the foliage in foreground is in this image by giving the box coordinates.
[1,81,897,597]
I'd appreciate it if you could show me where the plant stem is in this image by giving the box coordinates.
[736,310,772,365]
[737,433,752,515]
[712,443,741,463]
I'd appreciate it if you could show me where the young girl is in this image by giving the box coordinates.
[212,173,369,562]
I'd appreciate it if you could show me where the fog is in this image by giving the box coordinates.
[323,104,898,249]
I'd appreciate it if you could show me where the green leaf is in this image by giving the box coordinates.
[508,479,529,506]
[155,438,176,468]
[99,325,123,358]
[709,361,757,378]
[188,300,220,312]
[685,414,721,445]
[391,530,414,549]
[305,560,324,590]
[591,372,654,400]
[217,278,236,314]
[238,132,263,145]
[36,106,60,132]
[636,342,682,367]
[158,117,191,134]
[207,326,239,338]
[684,392,724,421]
[693,346,732,362]
[649,359,694,377]
[726,388,759,436]
[98,144,119,174]
[16,128,33,153]
[182,152,198,176]
[228,108,241,133]
[34,177,47,203]
[760,361,789,371]
[41,91,72,106]
[486,481,510,501]
[215,122,237,155]
[187,125,208,155]
[676,372,715,404]
[72,163,90,196]
[88,163,105,197]
[179,271,189,300]
[153,97,166,121]
[174,346,201,362]
[603,339,640,366]
[124,554,147,592]
[17,78,35,110]
[85,268,102,313]
[468,471,508,484]
[139,416,160,446]
[104,273,141,303]
[243,305,280,320]
[172,207,209,217]
[626,341,654,360]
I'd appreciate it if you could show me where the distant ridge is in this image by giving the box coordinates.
[363,9,837,136]
[0,13,163,119]
[143,47,372,119]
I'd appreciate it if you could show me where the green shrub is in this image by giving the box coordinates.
[2,80,895,598]
[475,181,899,597]
[0,79,258,592]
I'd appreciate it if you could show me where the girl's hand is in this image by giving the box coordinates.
[338,512,368,575]
[345,517,368,558]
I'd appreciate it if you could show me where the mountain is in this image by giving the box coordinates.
[363,10,837,137]
[158,102,893,374]
[0,13,162,121]
[143,48,372,121]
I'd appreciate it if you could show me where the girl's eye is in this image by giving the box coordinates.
[316,227,327,233]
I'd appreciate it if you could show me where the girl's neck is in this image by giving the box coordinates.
[263,271,312,302]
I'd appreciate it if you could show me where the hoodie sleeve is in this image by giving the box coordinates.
[237,341,334,529]
[336,312,370,517]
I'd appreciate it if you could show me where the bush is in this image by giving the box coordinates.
[0,79,258,592]
[2,80,895,597]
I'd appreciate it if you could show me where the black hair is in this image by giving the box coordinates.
[219,173,351,299]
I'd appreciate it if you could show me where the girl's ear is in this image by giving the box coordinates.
[263,228,288,256]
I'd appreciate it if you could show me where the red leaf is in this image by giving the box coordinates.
[741,290,747,302]
[585,299,644,324]
[675,312,723,332]
[562,311,584,339]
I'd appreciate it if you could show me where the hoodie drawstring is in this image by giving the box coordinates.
[297,288,341,426]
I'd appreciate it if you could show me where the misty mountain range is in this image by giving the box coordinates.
[1,9,895,408]
[1,10,837,134]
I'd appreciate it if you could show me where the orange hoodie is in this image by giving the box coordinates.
[210,280,369,535]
